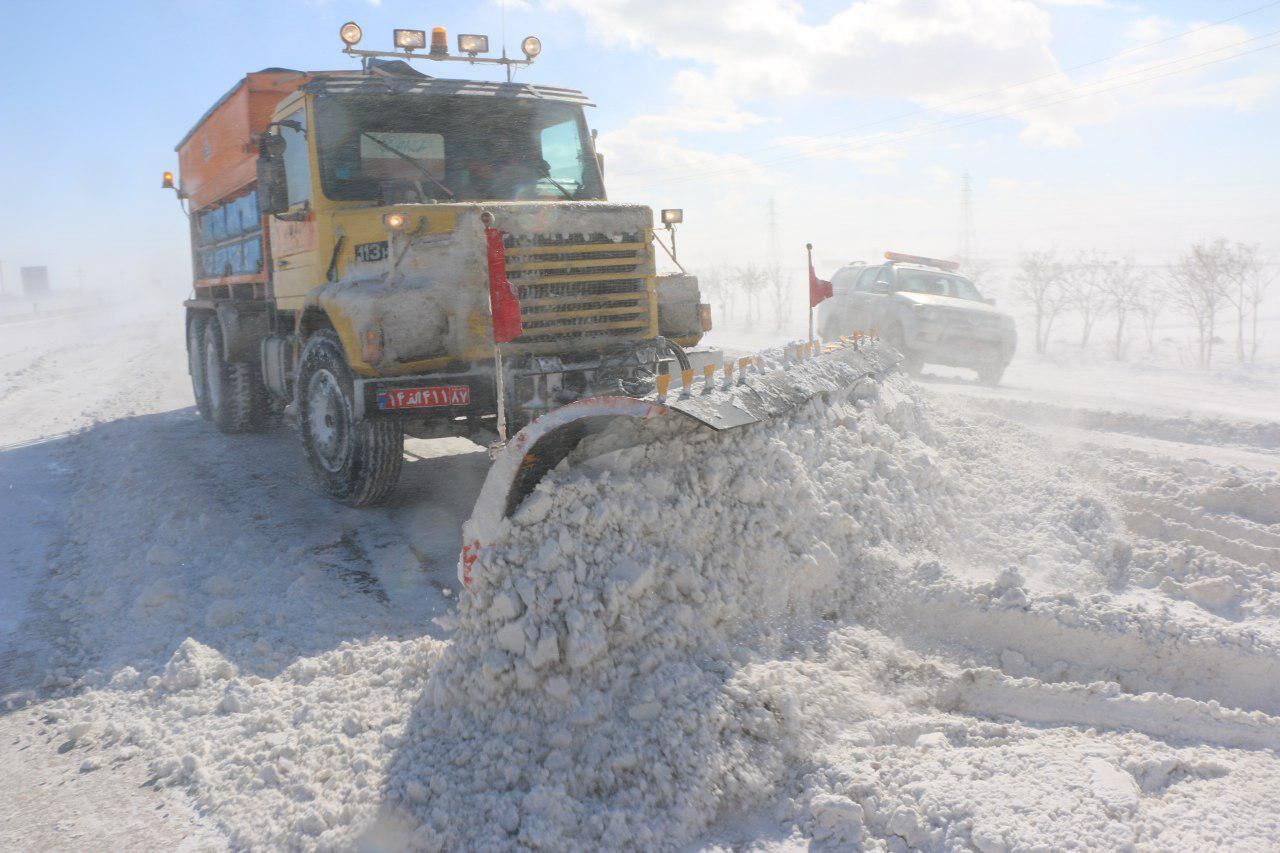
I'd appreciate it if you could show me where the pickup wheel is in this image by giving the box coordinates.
[977,362,1006,386]
[204,321,269,434]
[188,314,212,421]
[297,329,403,507]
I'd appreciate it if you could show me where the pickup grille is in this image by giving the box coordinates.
[504,232,655,348]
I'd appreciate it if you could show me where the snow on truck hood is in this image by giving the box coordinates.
[32,345,1280,850]
[895,290,1010,317]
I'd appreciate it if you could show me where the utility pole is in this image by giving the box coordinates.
[958,170,974,263]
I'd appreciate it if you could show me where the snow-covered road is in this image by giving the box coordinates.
[2,304,1279,849]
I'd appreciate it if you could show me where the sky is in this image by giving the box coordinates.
[0,0,1276,293]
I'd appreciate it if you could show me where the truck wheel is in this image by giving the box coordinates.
[203,321,266,434]
[297,329,403,506]
[977,362,1005,386]
[187,314,212,421]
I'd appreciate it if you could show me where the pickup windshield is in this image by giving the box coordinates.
[895,270,983,301]
[314,94,604,203]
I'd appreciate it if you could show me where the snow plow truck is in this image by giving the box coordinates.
[167,22,896,518]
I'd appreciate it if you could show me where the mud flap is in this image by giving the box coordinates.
[459,340,899,585]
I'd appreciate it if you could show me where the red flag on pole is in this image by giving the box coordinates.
[484,227,523,343]
[807,243,832,308]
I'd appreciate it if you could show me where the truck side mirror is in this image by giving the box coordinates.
[256,134,289,216]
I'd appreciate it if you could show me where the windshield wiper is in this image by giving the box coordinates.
[543,174,575,200]
[360,132,454,201]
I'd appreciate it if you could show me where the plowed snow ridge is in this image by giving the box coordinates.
[21,349,1280,850]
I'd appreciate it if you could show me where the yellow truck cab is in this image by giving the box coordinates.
[172,24,712,505]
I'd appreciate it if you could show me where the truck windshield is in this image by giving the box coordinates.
[895,270,983,301]
[314,94,604,203]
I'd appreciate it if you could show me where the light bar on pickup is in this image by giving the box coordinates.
[884,251,960,272]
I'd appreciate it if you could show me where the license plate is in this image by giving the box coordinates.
[377,385,470,410]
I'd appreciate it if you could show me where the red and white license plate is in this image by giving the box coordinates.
[377,385,471,410]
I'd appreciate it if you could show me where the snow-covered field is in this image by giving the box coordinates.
[2,300,1279,850]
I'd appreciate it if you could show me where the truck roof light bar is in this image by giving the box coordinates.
[340,22,362,46]
[458,34,489,56]
[340,20,541,81]
[394,29,427,51]
[884,251,960,272]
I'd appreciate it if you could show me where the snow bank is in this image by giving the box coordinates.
[382,372,945,848]
[28,345,1280,850]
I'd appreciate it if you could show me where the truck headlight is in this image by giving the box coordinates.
[458,34,489,55]
[340,21,362,46]
[394,29,426,50]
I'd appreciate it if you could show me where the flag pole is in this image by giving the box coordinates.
[806,242,814,344]
[493,345,507,444]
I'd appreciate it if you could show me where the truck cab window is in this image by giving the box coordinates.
[280,110,311,207]
[538,118,585,197]
[314,94,604,203]
[830,268,857,296]
[855,267,881,292]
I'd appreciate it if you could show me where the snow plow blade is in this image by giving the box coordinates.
[460,339,899,584]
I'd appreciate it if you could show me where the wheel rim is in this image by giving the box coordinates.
[307,369,350,473]
[204,333,222,413]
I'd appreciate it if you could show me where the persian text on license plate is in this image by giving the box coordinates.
[377,385,471,410]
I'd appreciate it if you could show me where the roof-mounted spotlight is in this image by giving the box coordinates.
[394,29,426,51]
[339,21,362,46]
[458,34,489,56]
[661,208,684,226]
[521,35,542,59]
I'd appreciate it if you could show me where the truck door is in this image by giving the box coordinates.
[267,108,317,308]
[867,265,896,331]
[847,266,882,331]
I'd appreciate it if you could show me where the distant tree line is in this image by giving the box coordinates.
[695,263,792,331]
[1011,240,1273,367]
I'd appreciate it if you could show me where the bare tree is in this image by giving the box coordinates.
[1063,251,1109,349]
[735,264,767,325]
[962,257,999,297]
[1095,256,1141,359]
[1169,240,1232,369]
[764,262,788,331]
[698,266,731,324]
[1134,270,1165,354]
[1221,242,1253,363]
[1013,250,1067,355]
[1246,256,1275,363]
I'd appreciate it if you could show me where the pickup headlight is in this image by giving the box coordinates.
[913,304,939,321]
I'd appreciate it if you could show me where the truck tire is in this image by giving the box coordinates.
[204,321,267,434]
[977,362,1005,386]
[187,314,212,421]
[297,329,403,506]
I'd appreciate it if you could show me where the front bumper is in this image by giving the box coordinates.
[351,345,722,426]
[909,319,1015,368]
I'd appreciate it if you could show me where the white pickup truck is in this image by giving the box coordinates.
[817,252,1017,385]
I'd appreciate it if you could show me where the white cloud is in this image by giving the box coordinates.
[774,132,908,175]
[550,0,1275,152]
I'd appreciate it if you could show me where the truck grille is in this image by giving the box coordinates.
[504,232,655,348]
